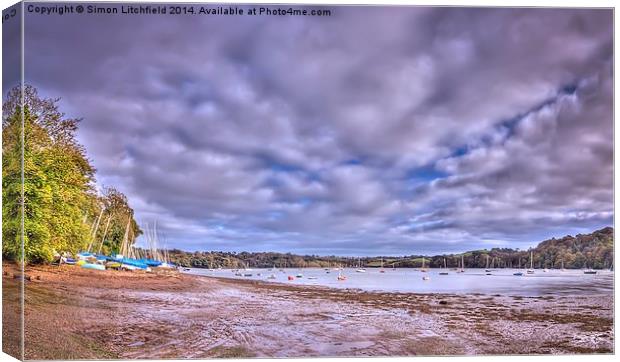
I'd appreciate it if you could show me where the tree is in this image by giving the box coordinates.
[2,85,140,264]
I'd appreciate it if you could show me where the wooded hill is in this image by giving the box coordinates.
[167,227,614,270]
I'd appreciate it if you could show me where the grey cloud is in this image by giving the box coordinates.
[21,6,613,255]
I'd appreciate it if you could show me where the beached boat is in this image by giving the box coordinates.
[61,257,77,265]
[81,263,105,271]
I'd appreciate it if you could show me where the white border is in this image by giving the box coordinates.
[0,1,617,362]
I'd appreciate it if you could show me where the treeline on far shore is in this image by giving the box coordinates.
[166,227,614,270]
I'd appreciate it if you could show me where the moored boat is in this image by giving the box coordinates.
[526,251,535,274]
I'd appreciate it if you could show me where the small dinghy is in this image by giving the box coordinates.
[81,263,105,271]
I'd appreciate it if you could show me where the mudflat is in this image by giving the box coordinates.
[2,263,613,359]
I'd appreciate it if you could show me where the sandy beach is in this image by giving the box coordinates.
[2,262,613,359]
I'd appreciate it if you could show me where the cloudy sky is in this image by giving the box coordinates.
[10,5,614,255]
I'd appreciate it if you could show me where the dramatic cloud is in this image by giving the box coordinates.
[19,6,613,254]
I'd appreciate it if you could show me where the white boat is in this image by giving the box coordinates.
[526,251,535,274]
[355,257,366,272]
[337,267,347,281]
[420,256,428,272]
[457,255,465,273]
[439,258,449,275]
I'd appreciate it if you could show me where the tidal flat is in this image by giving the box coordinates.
[2,263,613,360]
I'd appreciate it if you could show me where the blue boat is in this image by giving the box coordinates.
[117,257,149,270]
[138,258,163,267]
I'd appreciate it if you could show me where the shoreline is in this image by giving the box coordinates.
[190,271,614,298]
[2,262,614,359]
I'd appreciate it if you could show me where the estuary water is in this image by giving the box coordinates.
[185,267,614,296]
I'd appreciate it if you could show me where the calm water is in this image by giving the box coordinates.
[185,267,614,296]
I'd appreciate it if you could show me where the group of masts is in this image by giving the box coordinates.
[84,211,171,265]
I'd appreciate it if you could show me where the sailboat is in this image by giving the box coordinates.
[379,258,385,273]
[485,255,492,274]
[439,258,449,275]
[420,256,428,272]
[457,255,465,273]
[422,258,430,279]
[526,251,535,274]
[513,258,523,276]
[356,257,366,273]
[583,262,597,274]
[337,267,347,281]
[561,260,565,272]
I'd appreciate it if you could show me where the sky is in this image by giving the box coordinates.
[6,5,614,255]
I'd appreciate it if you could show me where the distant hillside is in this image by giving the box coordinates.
[166,227,614,269]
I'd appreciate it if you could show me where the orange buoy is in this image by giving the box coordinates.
[288,275,295,280]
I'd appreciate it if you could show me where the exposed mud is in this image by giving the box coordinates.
[4,263,613,360]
